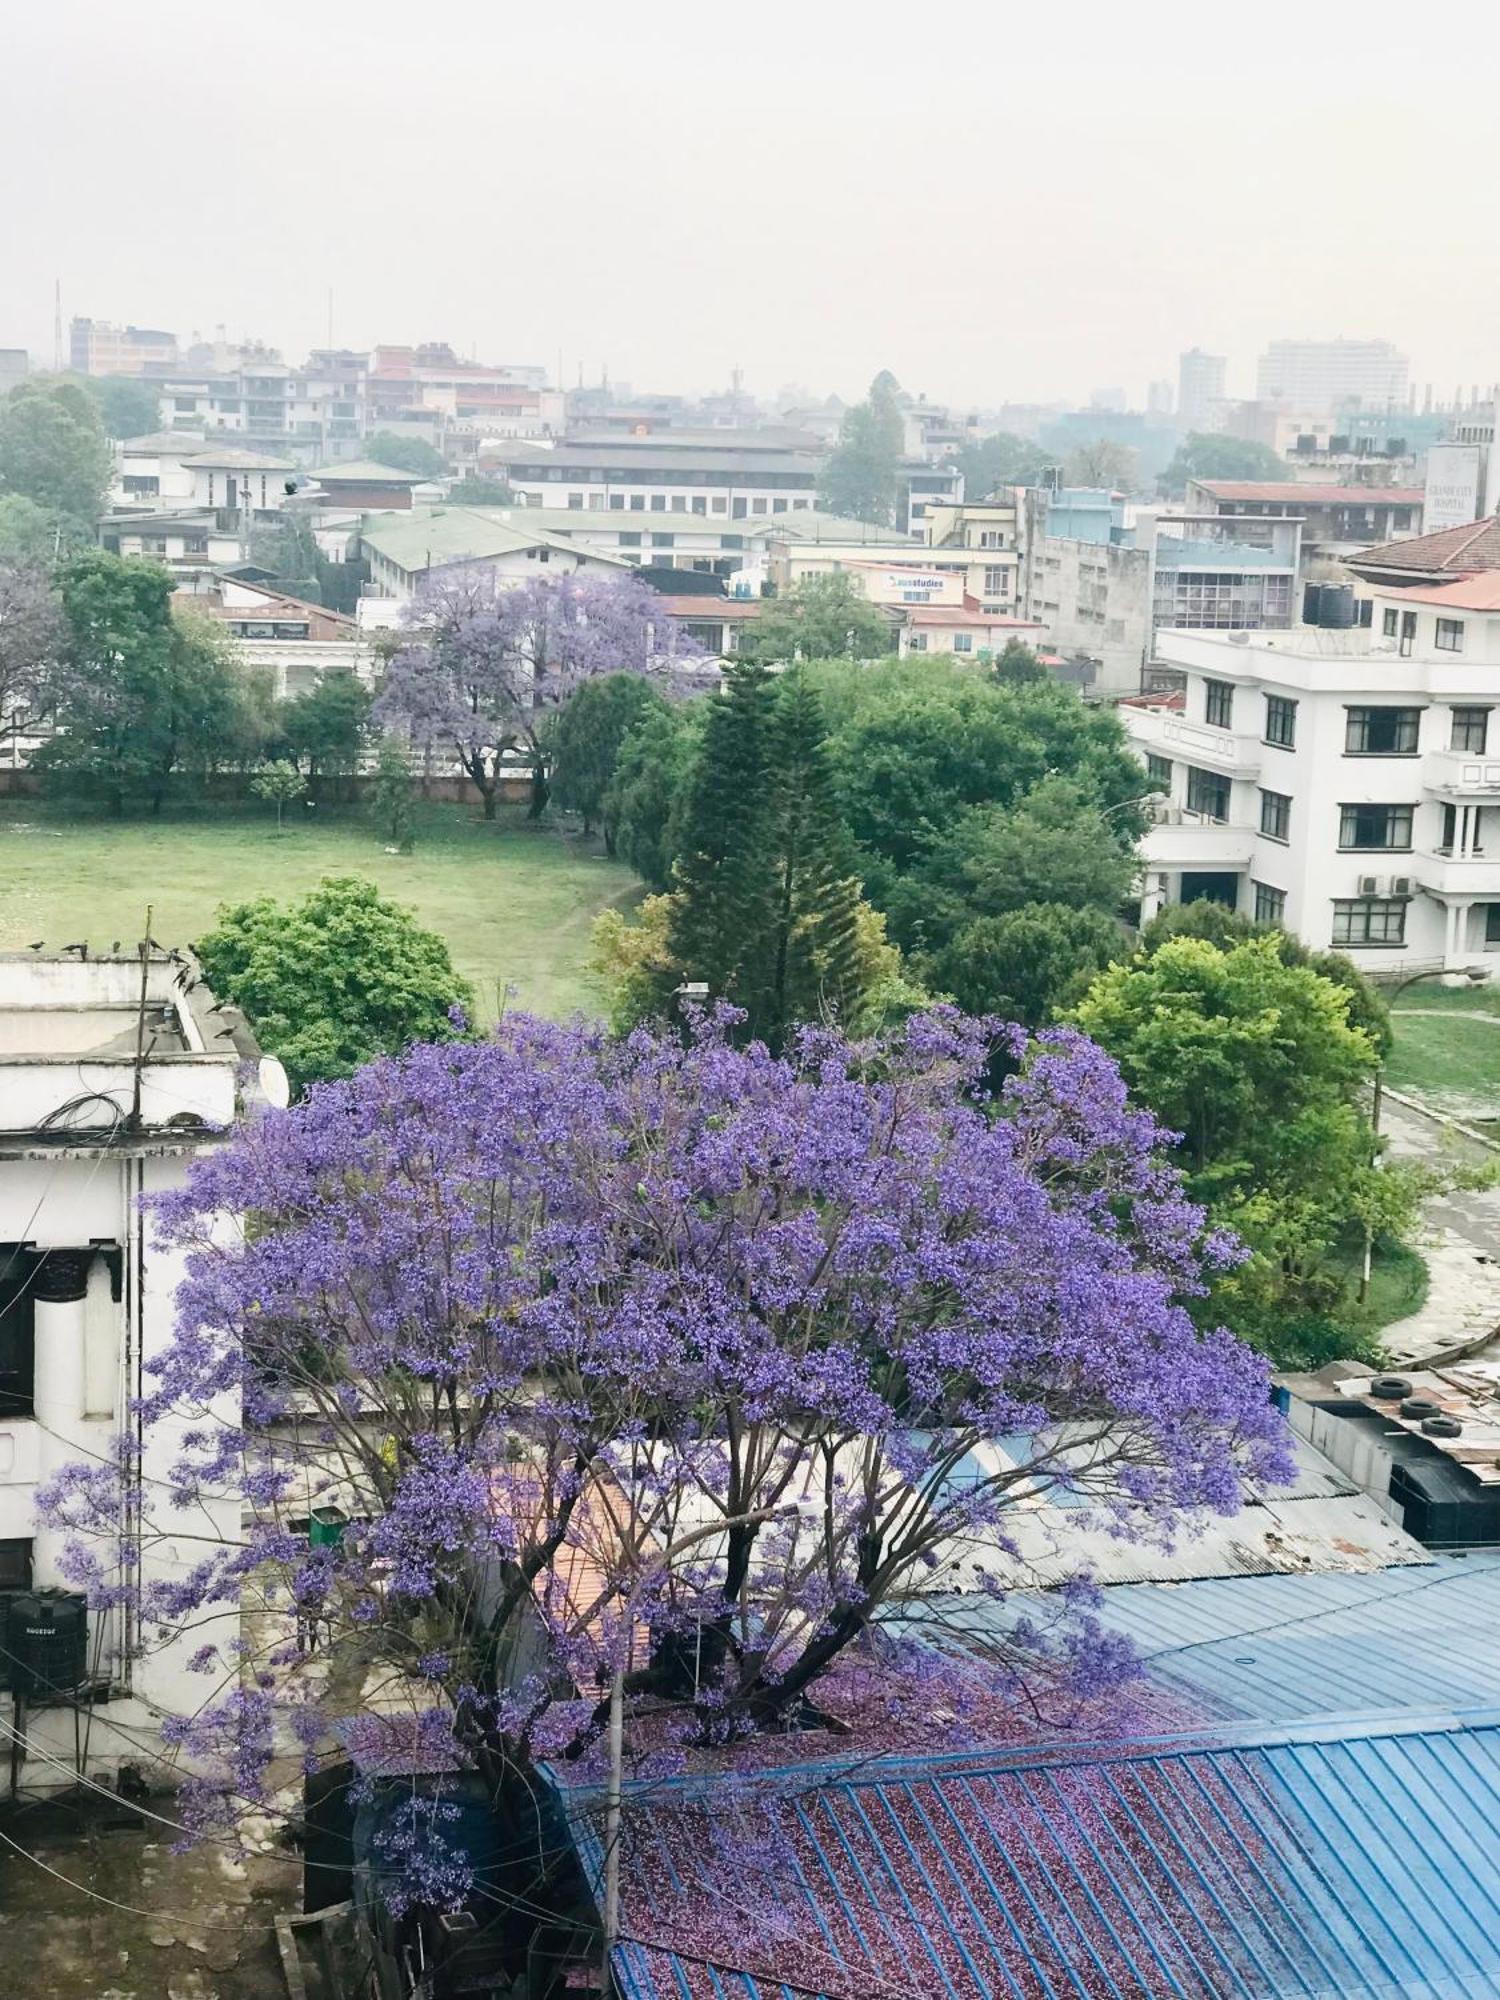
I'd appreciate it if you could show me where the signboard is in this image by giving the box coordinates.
[1424,442,1482,533]
[847,563,964,607]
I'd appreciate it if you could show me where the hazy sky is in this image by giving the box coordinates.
[5,1,1499,410]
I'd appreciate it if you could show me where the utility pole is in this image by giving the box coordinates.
[53,278,62,373]
[600,1663,624,1986]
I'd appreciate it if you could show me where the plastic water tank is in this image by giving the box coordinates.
[6,1590,87,1700]
[1320,584,1357,629]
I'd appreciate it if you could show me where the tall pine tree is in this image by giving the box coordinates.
[666,664,869,1046]
[765,670,865,1040]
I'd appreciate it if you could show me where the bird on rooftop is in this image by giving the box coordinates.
[61,942,86,956]
[27,941,43,951]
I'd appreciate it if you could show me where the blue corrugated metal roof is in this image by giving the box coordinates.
[598,1723,1500,1998]
[892,1555,1500,1730]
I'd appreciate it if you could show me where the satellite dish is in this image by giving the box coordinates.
[257,1056,291,1110]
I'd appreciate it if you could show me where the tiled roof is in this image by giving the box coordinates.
[584,1724,1500,2000]
[1196,482,1424,505]
[308,458,428,484]
[358,506,628,574]
[905,603,1041,628]
[1388,572,1500,610]
[1352,514,1500,576]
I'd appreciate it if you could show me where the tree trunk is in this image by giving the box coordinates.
[528,763,549,820]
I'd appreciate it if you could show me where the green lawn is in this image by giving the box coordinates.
[0,800,638,1021]
[1385,1005,1500,1122]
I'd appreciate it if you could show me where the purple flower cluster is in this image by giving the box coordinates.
[39,1006,1291,1901]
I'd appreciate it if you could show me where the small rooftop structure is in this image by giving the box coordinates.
[0,952,271,1147]
[307,458,428,486]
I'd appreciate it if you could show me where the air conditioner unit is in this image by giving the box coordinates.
[1357,874,1381,897]
[1389,876,1413,898]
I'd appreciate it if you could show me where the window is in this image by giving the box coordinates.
[908,633,928,653]
[1345,707,1420,755]
[1145,753,1172,788]
[979,531,1005,548]
[1436,618,1465,653]
[0,1538,31,1592]
[983,565,1009,596]
[650,495,666,513]
[1332,897,1407,948]
[691,497,706,516]
[1339,803,1413,851]
[952,633,973,654]
[619,532,642,548]
[1452,707,1491,754]
[1186,766,1230,821]
[712,497,727,515]
[0,1247,35,1418]
[567,493,584,510]
[609,494,625,511]
[1264,694,1297,748]
[652,533,675,549]
[1253,882,1286,926]
[751,499,767,515]
[629,495,645,511]
[1399,610,1417,657]
[773,499,787,514]
[1205,679,1234,729]
[1260,789,1291,842]
[1486,904,1500,946]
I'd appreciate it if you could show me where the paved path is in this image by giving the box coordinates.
[1378,1092,1500,1363]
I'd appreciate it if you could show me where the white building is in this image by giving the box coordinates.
[357,507,629,608]
[1125,572,1500,971]
[1255,340,1410,412]
[493,431,824,521]
[0,953,264,1790]
[1178,349,1227,430]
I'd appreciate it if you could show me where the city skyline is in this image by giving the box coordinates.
[7,2,1500,409]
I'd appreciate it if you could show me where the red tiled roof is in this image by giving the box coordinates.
[1196,482,1424,505]
[905,603,1041,628]
[1381,573,1500,611]
[1352,516,1500,577]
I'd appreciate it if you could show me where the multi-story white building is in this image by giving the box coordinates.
[1125,573,1500,971]
[494,431,824,520]
[1255,339,1409,413]
[0,953,264,1790]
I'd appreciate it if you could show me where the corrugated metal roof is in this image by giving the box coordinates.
[894,1555,1500,1730]
[592,1724,1500,1999]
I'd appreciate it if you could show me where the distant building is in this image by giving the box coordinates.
[304,460,433,512]
[1255,338,1409,411]
[0,951,265,1792]
[896,457,963,537]
[357,507,628,603]
[494,431,823,521]
[68,317,178,377]
[0,349,27,396]
[368,345,561,441]
[1185,479,1424,562]
[1177,348,1226,429]
[1146,378,1174,416]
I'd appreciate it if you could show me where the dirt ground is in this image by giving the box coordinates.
[0,1789,300,2000]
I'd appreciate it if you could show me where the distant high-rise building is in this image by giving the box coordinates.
[69,318,178,377]
[1177,349,1227,430]
[1255,338,1409,411]
[0,349,28,397]
[1146,379,1174,416]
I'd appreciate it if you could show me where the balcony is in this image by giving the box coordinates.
[1412,850,1500,899]
[1141,811,1257,871]
[1123,705,1262,778]
[1424,749,1500,799]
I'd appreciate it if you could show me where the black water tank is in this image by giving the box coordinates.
[1321,585,1357,629]
[1302,583,1325,626]
[6,1591,87,1700]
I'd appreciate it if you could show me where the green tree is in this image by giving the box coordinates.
[955,431,1055,498]
[280,668,371,793]
[1159,432,1288,498]
[249,515,323,604]
[447,475,514,504]
[368,740,416,852]
[1063,437,1136,491]
[943,776,1138,923]
[0,495,67,564]
[738,573,892,666]
[251,759,304,831]
[195,877,471,1093]
[32,555,240,813]
[994,638,1048,684]
[818,371,905,525]
[86,375,161,440]
[0,377,111,523]
[1140,899,1391,1057]
[362,432,448,477]
[551,672,668,841]
[929,903,1125,1025]
[605,700,705,889]
[1071,935,1389,1353]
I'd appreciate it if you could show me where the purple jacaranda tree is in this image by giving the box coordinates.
[0,557,65,751]
[375,567,701,819]
[36,1008,1289,1925]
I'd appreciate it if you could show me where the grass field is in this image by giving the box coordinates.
[0,799,638,1021]
[1385,987,1500,1123]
